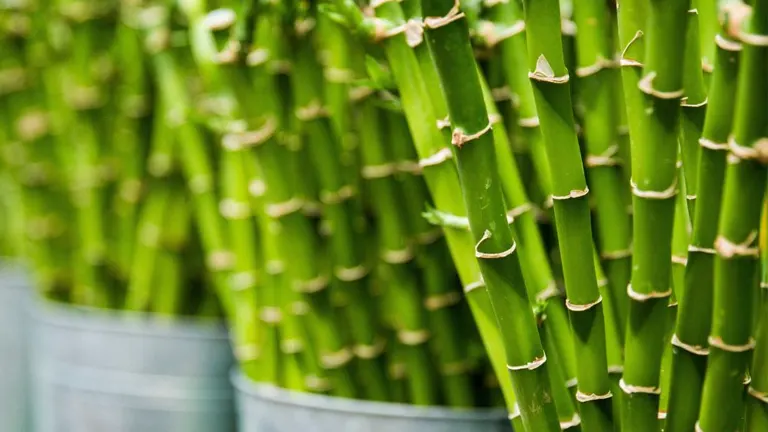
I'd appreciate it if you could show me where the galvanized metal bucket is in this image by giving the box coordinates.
[0,260,31,432]
[32,300,236,432]
[232,371,512,432]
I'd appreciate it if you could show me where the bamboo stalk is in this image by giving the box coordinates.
[747,198,768,430]
[698,1,768,429]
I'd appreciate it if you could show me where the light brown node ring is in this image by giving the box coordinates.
[565,377,578,388]
[424,291,462,311]
[382,246,415,264]
[260,307,283,325]
[620,31,644,67]
[699,137,729,151]
[334,265,369,282]
[715,34,742,52]
[378,18,424,48]
[528,55,570,84]
[630,177,678,200]
[295,100,330,121]
[508,404,521,420]
[207,250,234,272]
[415,228,443,245]
[396,160,422,175]
[452,121,493,148]
[761,281,768,290]
[264,197,304,219]
[353,338,387,359]
[552,187,589,200]
[320,185,356,205]
[506,353,547,371]
[231,271,258,292]
[560,413,582,430]
[518,116,540,128]
[235,344,260,362]
[323,67,355,84]
[321,347,354,369]
[585,144,620,167]
[295,275,330,294]
[536,282,560,303]
[671,333,709,356]
[748,386,768,404]
[419,147,453,168]
[483,0,509,7]
[729,136,768,164]
[576,391,613,402]
[619,378,661,395]
[658,411,667,420]
[715,230,760,258]
[507,203,533,219]
[219,199,251,220]
[442,361,472,376]
[477,20,525,47]
[370,0,402,8]
[475,230,517,259]
[423,0,465,30]
[671,255,688,266]
[708,336,756,353]
[361,163,397,179]
[739,31,768,47]
[681,97,708,108]
[576,56,617,78]
[398,329,431,346]
[601,247,632,260]
[638,72,685,99]
[608,365,624,374]
[437,116,451,130]
[305,375,333,393]
[464,279,485,294]
[281,339,304,355]
[627,284,672,302]
[566,295,602,312]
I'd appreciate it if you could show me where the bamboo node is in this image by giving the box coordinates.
[476,20,525,47]
[518,116,540,128]
[380,18,425,47]
[508,404,521,420]
[728,136,768,164]
[234,344,260,362]
[708,336,756,353]
[491,86,512,102]
[188,175,213,195]
[671,255,688,266]
[265,197,304,218]
[565,377,578,388]
[419,147,453,168]
[483,0,509,7]
[627,284,672,302]
[0,67,27,95]
[452,122,494,147]
[260,307,283,325]
[552,187,589,200]
[320,185,355,205]
[575,389,613,402]
[585,144,620,167]
[714,34,742,52]
[361,163,397,179]
[561,19,577,35]
[536,282,561,303]
[295,275,330,294]
[335,265,369,282]
[207,250,234,271]
[488,113,503,125]
[608,365,624,374]
[398,329,431,345]
[305,375,333,392]
[760,281,768,289]
[281,339,304,354]
[507,353,546,371]
[295,100,329,121]
[396,160,423,175]
[248,179,266,198]
[715,230,760,258]
[323,68,355,83]
[349,85,375,103]
[265,260,285,275]
[436,116,451,130]
[382,246,414,264]
[566,295,602,312]
[698,137,729,151]
[597,279,609,288]
[529,55,570,84]
[686,194,697,200]
[619,378,661,395]
[638,72,685,99]
[671,333,709,356]
[681,96,708,108]
[575,56,617,78]
[560,413,582,429]
[294,17,316,36]
[424,291,462,310]
[202,8,235,31]
[601,247,632,260]
[353,338,387,359]
[695,421,704,432]
[739,31,768,47]
[231,271,258,291]
[630,177,678,200]
[222,117,277,151]
[475,230,517,259]
[415,228,443,245]
[321,347,354,369]
[389,362,407,379]
[620,30,644,68]
[219,199,251,220]
[657,411,667,420]
[748,386,768,404]
[16,110,50,142]
[464,279,485,293]
[507,203,533,220]
[423,0,465,30]
[246,48,270,67]
[370,0,402,8]
[441,361,472,375]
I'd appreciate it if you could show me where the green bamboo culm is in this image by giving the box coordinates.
[748,199,768,430]
[664,19,743,432]
[520,0,613,430]
[619,0,690,430]
[698,1,768,430]
[421,1,560,430]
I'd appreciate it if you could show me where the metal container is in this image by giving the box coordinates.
[32,300,236,432]
[232,371,512,432]
[0,260,31,432]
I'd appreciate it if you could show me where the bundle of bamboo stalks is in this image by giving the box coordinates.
[2,0,768,431]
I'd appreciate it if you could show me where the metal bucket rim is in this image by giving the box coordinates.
[33,297,231,340]
[231,369,509,422]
